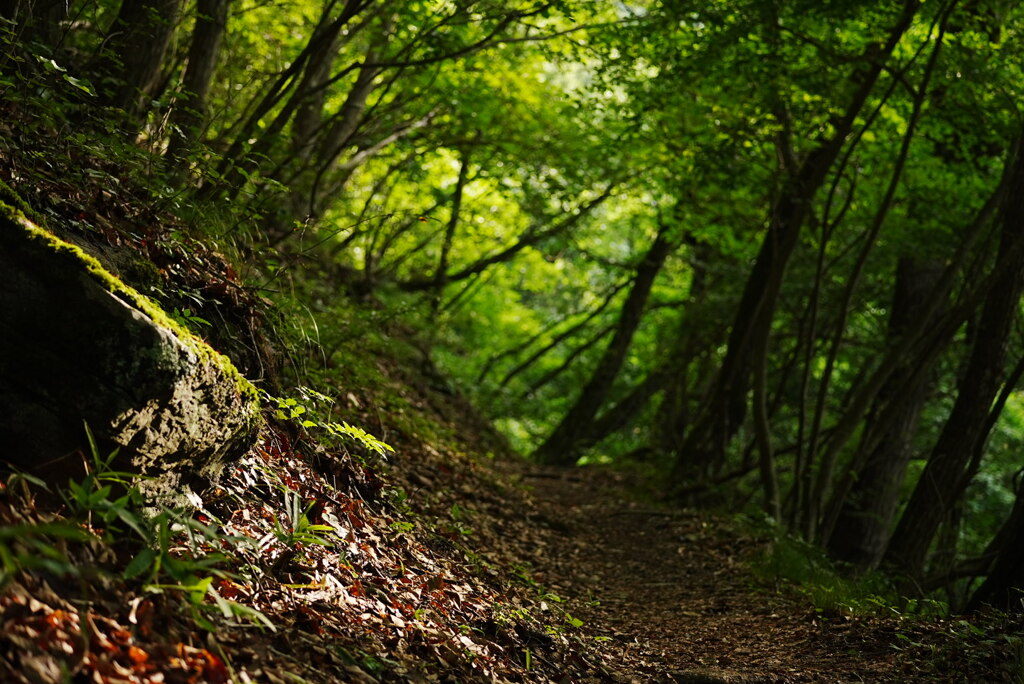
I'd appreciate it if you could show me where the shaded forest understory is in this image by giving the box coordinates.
[2,143,1022,681]
[5,0,1024,681]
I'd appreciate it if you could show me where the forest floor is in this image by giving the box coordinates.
[2,119,1021,681]
[486,461,1023,683]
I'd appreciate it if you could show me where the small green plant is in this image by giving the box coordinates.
[261,387,395,458]
[0,515,89,589]
[262,488,336,549]
[170,307,212,330]
[492,602,531,627]
[3,424,274,632]
[537,592,585,630]
[1006,633,1024,684]
[753,531,907,617]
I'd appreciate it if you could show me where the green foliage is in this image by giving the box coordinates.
[752,530,924,618]
[261,388,395,459]
[0,425,273,631]
[0,479,90,588]
[264,488,336,550]
[170,307,212,330]
[4,0,1024,621]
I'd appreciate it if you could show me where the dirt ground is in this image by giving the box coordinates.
[491,463,1012,684]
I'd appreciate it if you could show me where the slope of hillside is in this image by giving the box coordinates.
[2,82,1023,684]
[0,102,605,681]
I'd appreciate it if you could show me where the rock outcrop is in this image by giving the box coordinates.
[0,204,259,490]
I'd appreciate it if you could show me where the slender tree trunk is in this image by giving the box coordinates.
[102,0,184,117]
[795,157,1009,525]
[884,131,1024,579]
[803,9,948,538]
[289,5,350,168]
[273,12,385,233]
[201,0,373,200]
[674,1,920,482]
[533,226,674,466]
[434,148,471,289]
[0,0,63,52]
[587,368,671,446]
[655,239,715,459]
[967,472,1024,612]
[752,311,781,520]
[825,258,944,570]
[166,0,230,169]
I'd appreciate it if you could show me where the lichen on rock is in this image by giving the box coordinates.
[0,203,260,492]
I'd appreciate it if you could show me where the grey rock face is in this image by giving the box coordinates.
[0,210,259,490]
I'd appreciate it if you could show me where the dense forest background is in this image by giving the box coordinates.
[4,0,1024,641]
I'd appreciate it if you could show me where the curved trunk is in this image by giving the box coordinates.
[533,227,673,466]
[968,477,1024,612]
[884,132,1024,578]
[824,258,944,570]
[675,1,920,481]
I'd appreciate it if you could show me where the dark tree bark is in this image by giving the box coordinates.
[791,156,1010,532]
[825,258,944,570]
[533,226,674,466]
[433,146,471,296]
[267,15,385,237]
[654,238,716,460]
[289,4,351,168]
[884,131,1024,579]
[202,0,374,200]
[102,0,184,117]
[586,368,671,445]
[803,5,949,538]
[167,0,230,168]
[0,0,64,51]
[674,1,920,481]
[967,473,1024,612]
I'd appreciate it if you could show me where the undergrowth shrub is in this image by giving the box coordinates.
[1,425,273,631]
[749,527,943,618]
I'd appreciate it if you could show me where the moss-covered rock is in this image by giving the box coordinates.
[0,204,260,490]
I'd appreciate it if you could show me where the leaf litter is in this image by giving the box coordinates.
[2,120,1023,682]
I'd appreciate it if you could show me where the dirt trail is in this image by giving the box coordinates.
[506,465,904,684]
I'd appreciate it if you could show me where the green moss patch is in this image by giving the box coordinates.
[1,202,259,413]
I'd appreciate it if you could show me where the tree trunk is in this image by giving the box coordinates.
[655,239,716,459]
[102,0,184,117]
[967,473,1024,612]
[263,39,387,242]
[884,132,1024,579]
[289,5,350,168]
[825,258,944,570]
[674,1,920,481]
[533,227,674,466]
[587,368,671,448]
[0,0,64,52]
[166,0,230,169]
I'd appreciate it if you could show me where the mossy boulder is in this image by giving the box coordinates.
[0,205,260,490]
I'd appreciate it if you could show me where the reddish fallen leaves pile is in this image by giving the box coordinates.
[0,412,615,683]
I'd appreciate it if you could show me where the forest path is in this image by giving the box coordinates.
[504,465,902,683]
